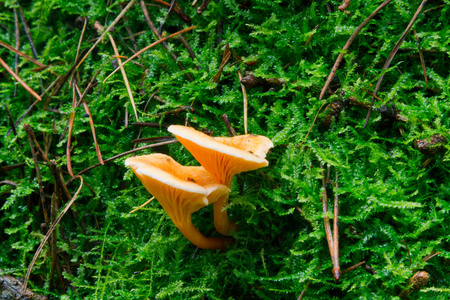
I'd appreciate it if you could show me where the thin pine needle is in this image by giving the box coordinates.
[0,56,42,101]
[364,0,428,128]
[129,197,155,213]
[103,26,196,83]
[74,83,104,165]
[238,70,248,134]
[0,40,47,68]
[22,176,84,294]
[75,0,137,69]
[108,33,139,122]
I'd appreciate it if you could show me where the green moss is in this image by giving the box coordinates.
[1,0,450,299]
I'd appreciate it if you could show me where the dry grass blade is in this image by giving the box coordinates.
[21,176,84,295]
[0,56,42,101]
[129,196,155,213]
[108,33,139,122]
[75,0,137,69]
[364,0,428,128]
[238,70,248,134]
[103,25,196,83]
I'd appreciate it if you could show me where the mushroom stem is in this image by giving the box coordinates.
[213,194,238,236]
[178,218,234,249]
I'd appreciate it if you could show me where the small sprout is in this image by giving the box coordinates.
[168,125,273,235]
[125,154,233,249]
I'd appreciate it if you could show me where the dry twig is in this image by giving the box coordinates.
[22,176,84,294]
[364,0,428,128]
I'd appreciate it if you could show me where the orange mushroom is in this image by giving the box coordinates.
[168,125,273,236]
[125,154,233,249]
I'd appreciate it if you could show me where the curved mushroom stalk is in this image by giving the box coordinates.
[168,125,273,235]
[178,218,234,249]
[213,193,238,235]
[125,154,233,249]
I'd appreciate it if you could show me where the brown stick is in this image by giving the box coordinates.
[221,114,237,137]
[332,172,340,280]
[341,260,366,275]
[297,280,311,300]
[49,193,57,291]
[197,0,211,14]
[4,104,17,136]
[364,0,428,128]
[321,167,335,275]
[177,35,201,70]
[0,163,25,172]
[319,0,393,102]
[338,0,351,12]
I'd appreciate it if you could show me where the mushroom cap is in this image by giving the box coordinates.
[168,125,274,186]
[125,154,230,228]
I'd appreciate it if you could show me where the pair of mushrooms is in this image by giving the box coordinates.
[125,125,273,249]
